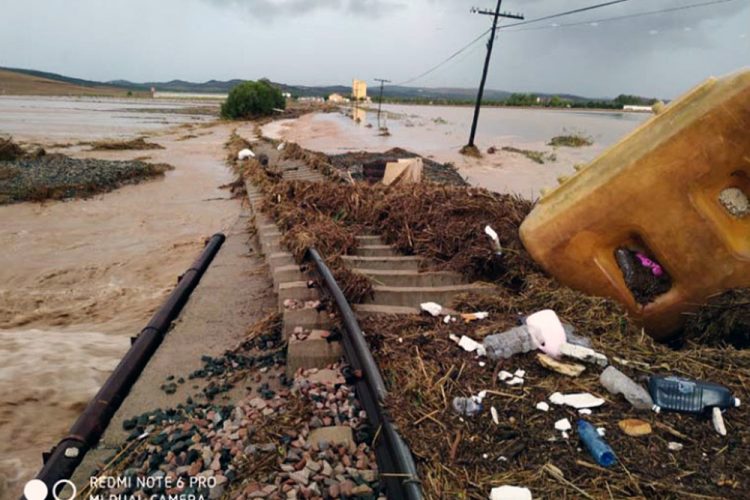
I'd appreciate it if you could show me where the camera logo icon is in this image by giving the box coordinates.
[24,479,77,500]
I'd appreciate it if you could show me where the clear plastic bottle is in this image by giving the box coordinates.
[600,366,653,410]
[648,375,740,413]
[483,326,535,360]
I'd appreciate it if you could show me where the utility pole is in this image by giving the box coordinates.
[466,2,523,151]
[374,78,390,130]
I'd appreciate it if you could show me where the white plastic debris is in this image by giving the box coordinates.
[443,315,452,324]
[526,309,566,358]
[459,335,486,356]
[491,406,500,425]
[507,377,524,386]
[667,442,684,451]
[712,407,727,436]
[484,225,503,256]
[238,148,255,160]
[562,431,569,439]
[420,302,443,317]
[514,369,526,378]
[560,342,608,367]
[536,402,550,412]
[498,371,514,381]
[578,408,592,415]
[554,418,572,432]
[449,334,461,344]
[478,390,488,400]
[489,485,532,500]
[277,142,286,151]
[479,361,486,367]
[597,427,606,437]
[549,392,605,409]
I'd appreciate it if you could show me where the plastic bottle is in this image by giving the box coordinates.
[648,376,741,413]
[452,396,483,417]
[483,326,535,360]
[578,420,616,467]
[600,366,653,410]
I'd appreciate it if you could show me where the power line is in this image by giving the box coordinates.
[499,0,633,29]
[500,0,738,32]
[396,0,633,86]
[394,28,491,85]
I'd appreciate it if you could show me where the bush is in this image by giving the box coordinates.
[221,80,285,119]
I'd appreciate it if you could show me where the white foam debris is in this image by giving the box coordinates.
[498,371,514,381]
[491,406,500,425]
[578,408,592,415]
[479,361,486,367]
[458,335,486,356]
[668,442,683,451]
[549,392,605,409]
[238,148,255,160]
[489,485,532,500]
[277,142,286,150]
[536,402,550,412]
[514,369,526,378]
[449,334,461,344]
[597,427,606,437]
[554,418,572,432]
[507,377,524,386]
[420,302,443,317]
[443,315,452,324]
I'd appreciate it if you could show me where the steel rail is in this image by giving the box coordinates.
[307,248,423,500]
[26,233,226,500]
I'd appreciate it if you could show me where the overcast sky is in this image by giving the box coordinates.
[1,0,748,98]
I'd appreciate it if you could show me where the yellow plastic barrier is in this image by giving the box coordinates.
[519,70,750,339]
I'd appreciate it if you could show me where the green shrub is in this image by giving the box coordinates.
[221,79,285,119]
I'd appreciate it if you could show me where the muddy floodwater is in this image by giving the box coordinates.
[264,104,649,198]
[0,96,250,494]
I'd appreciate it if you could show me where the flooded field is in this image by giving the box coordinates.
[0,95,216,143]
[0,96,247,494]
[264,104,649,197]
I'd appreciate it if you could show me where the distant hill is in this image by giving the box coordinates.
[0,66,621,104]
[0,67,147,97]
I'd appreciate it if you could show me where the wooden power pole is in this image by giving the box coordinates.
[466,2,523,150]
[374,78,391,130]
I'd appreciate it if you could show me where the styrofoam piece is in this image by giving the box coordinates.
[491,406,500,425]
[498,371,513,381]
[489,485,532,500]
[526,309,566,358]
[238,148,255,160]
[507,377,524,386]
[420,302,443,316]
[555,418,572,431]
[459,335,486,356]
[536,401,550,412]
[549,392,605,409]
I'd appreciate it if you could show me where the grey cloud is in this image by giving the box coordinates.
[203,0,405,19]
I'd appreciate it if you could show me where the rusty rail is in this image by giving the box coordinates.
[28,233,226,500]
[307,248,423,500]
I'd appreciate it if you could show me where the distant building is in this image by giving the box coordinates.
[328,93,350,104]
[352,79,367,101]
[623,105,654,113]
[297,96,325,103]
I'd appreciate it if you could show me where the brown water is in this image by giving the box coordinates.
[263,104,649,197]
[0,97,252,496]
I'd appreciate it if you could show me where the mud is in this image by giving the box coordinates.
[0,97,256,493]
